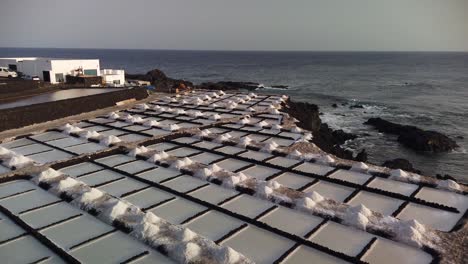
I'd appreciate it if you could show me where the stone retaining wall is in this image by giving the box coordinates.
[0,87,149,132]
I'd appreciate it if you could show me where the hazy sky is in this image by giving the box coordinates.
[1,0,467,51]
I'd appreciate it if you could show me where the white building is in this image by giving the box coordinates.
[100,69,125,87]
[0,57,101,84]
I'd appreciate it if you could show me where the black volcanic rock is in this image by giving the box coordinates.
[382,158,421,174]
[355,149,368,162]
[126,69,193,90]
[271,85,289,89]
[364,117,458,152]
[197,81,260,91]
[285,99,364,161]
[350,104,365,109]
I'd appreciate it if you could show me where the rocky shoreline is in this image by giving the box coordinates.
[126,68,460,175]
[364,117,459,152]
[283,99,367,162]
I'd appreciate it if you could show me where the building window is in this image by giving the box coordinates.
[55,73,65,83]
[8,64,17,71]
[113,80,120,84]
[84,69,97,76]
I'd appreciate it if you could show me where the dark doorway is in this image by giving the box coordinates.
[8,64,17,71]
[43,71,50,82]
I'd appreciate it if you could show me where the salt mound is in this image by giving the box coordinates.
[291,126,303,133]
[307,191,324,203]
[100,199,131,222]
[256,121,269,128]
[176,228,198,242]
[108,112,120,119]
[318,155,335,164]
[132,221,160,240]
[348,204,372,217]
[76,188,104,206]
[4,155,34,169]
[437,179,461,191]
[189,111,204,117]
[54,177,81,193]
[238,118,250,125]
[258,185,273,197]
[196,168,213,179]
[344,212,368,230]
[100,135,121,146]
[288,150,302,158]
[272,124,282,130]
[215,134,232,143]
[129,116,144,123]
[196,129,212,138]
[175,109,186,115]
[173,242,201,263]
[129,146,149,157]
[269,180,281,189]
[0,146,11,156]
[34,168,62,183]
[296,197,316,209]
[390,169,408,178]
[262,141,279,153]
[236,172,248,182]
[80,130,100,139]
[223,176,240,188]
[208,164,222,173]
[167,124,180,131]
[211,114,221,120]
[135,103,149,110]
[143,120,160,127]
[238,136,253,147]
[351,162,369,172]
[61,123,83,134]
[270,108,280,114]
[144,212,162,225]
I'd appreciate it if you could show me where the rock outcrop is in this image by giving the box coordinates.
[126,69,193,91]
[197,81,260,91]
[381,158,421,174]
[285,99,365,161]
[364,117,458,152]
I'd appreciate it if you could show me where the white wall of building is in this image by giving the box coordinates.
[0,58,100,84]
[101,69,125,87]
[50,59,100,83]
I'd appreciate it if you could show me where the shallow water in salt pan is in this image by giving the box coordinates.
[304,181,354,202]
[363,238,432,264]
[347,191,403,216]
[184,211,244,241]
[222,225,294,264]
[310,222,373,256]
[284,245,348,264]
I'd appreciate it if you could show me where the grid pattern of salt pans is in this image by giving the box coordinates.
[52,145,436,264]
[0,90,466,264]
[0,180,174,264]
[162,135,465,231]
[56,157,359,264]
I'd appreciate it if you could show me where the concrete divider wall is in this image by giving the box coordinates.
[0,87,149,132]
[0,79,40,94]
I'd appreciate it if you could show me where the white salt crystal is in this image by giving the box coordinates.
[351,162,369,172]
[129,146,149,157]
[100,135,121,146]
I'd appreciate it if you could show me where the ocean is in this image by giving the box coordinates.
[1,48,467,180]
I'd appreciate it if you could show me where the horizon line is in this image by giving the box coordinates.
[1,46,467,53]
